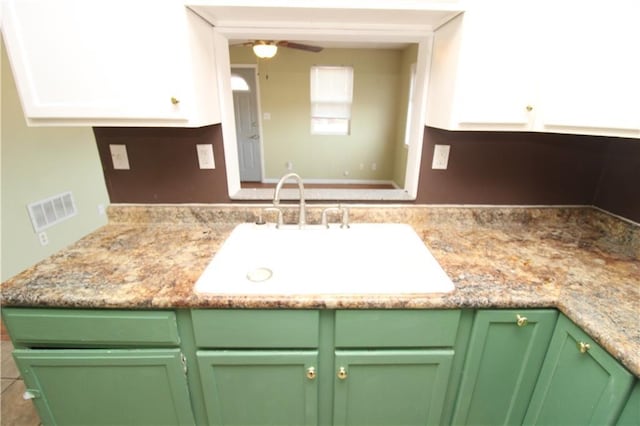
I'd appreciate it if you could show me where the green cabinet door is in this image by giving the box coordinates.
[13,348,195,426]
[523,315,635,425]
[333,349,454,426]
[617,381,640,426]
[197,350,318,426]
[451,309,557,425]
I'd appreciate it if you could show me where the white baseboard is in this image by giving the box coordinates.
[261,178,398,186]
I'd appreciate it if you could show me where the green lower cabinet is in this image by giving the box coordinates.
[523,315,635,425]
[197,350,319,426]
[13,348,195,426]
[333,349,454,426]
[616,381,640,426]
[451,309,557,425]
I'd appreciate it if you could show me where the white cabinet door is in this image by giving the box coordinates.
[426,0,640,139]
[537,0,640,138]
[453,2,538,128]
[427,1,538,131]
[2,0,220,127]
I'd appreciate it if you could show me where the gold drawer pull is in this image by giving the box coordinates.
[171,97,180,105]
[516,314,528,327]
[306,367,316,380]
[578,342,591,353]
[337,367,347,380]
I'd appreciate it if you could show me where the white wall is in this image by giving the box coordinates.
[1,37,110,281]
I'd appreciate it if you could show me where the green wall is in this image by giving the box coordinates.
[230,46,413,183]
[1,38,110,281]
[392,44,418,188]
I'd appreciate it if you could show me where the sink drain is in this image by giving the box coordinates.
[246,267,273,282]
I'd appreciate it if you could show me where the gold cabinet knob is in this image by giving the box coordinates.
[171,97,180,105]
[337,367,348,380]
[306,367,316,380]
[516,314,528,327]
[526,105,533,112]
[578,342,591,353]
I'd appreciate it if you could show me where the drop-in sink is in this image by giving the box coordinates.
[195,223,454,295]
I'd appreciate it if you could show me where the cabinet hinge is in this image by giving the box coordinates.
[180,352,188,375]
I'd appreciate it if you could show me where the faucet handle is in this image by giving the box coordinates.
[263,207,284,228]
[341,206,350,229]
[321,206,341,228]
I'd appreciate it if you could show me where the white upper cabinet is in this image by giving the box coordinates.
[1,0,220,127]
[537,0,640,137]
[427,2,538,130]
[426,0,640,138]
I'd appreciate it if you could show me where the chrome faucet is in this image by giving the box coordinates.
[273,173,306,227]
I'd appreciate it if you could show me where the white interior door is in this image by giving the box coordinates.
[231,67,262,182]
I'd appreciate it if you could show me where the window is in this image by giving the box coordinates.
[404,63,417,146]
[310,66,354,135]
[230,74,250,92]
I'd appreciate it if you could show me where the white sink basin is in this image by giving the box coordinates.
[195,223,454,295]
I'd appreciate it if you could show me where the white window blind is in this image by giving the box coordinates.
[310,66,354,135]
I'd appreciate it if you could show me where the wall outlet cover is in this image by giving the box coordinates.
[38,231,49,246]
[196,144,216,169]
[432,144,450,170]
[109,144,130,170]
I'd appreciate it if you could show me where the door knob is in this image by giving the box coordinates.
[516,314,528,327]
[337,367,347,380]
[306,367,316,380]
[578,342,591,353]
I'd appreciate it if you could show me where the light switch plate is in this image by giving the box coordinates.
[432,144,450,170]
[109,144,130,170]
[196,144,215,169]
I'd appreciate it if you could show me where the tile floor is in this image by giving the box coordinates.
[1,337,41,426]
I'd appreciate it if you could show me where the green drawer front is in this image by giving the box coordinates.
[2,308,180,347]
[191,310,319,348]
[335,310,461,348]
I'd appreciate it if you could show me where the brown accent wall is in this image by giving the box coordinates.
[94,125,231,203]
[92,125,640,222]
[415,127,606,204]
[416,127,640,222]
[593,138,640,223]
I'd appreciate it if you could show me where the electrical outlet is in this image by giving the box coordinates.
[432,144,450,170]
[286,161,293,171]
[109,144,130,170]
[371,163,377,171]
[98,204,106,216]
[38,231,49,246]
[196,144,215,169]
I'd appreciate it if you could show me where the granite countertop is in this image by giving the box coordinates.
[1,205,638,377]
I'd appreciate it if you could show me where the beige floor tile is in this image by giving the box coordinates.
[0,355,19,380]
[1,341,19,381]
[1,341,14,362]
[0,379,41,426]
[1,378,15,392]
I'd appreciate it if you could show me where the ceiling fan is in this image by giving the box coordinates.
[235,40,323,59]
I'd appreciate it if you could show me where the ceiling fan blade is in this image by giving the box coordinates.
[277,41,323,53]
[229,41,256,48]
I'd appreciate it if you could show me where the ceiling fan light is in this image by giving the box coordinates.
[253,43,278,59]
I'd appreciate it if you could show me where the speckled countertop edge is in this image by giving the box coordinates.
[1,205,638,376]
